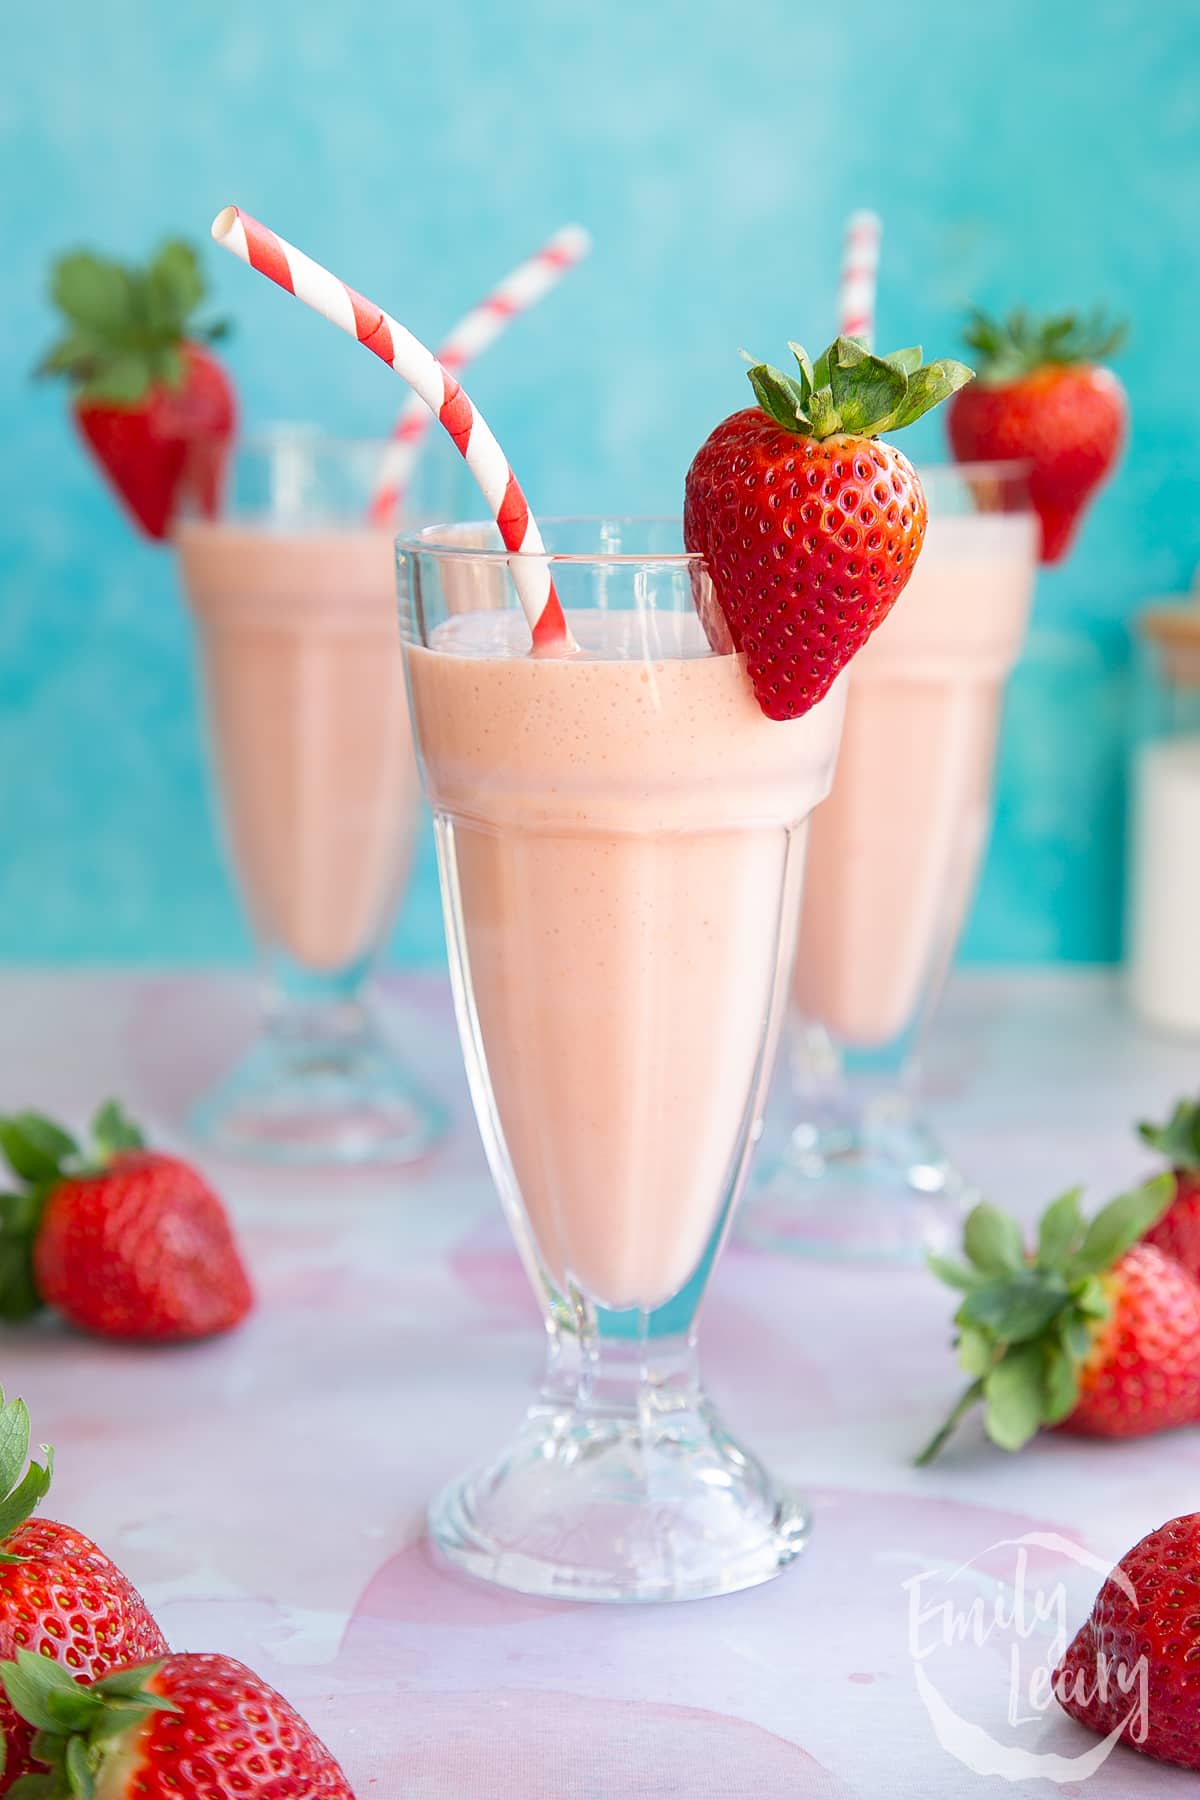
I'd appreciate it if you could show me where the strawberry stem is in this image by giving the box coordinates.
[914,1379,985,1467]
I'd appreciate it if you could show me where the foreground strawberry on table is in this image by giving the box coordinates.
[36,240,235,539]
[684,335,973,720]
[917,1176,1200,1461]
[0,1102,252,1341]
[1055,1512,1200,1775]
[0,1387,167,1795]
[946,307,1127,562]
[0,1649,353,1799]
[1138,1095,1200,1280]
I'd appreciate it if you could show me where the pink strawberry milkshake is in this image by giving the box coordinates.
[793,508,1036,1047]
[405,607,844,1312]
[177,524,419,973]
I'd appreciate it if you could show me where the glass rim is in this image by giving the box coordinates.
[398,516,706,568]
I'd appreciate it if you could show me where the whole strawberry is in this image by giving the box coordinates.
[0,1389,167,1795]
[1138,1096,1200,1280]
[946,307,1127,563]
[684,337,973,720]
[1,1649,353,1798]
[916,1176,1200,1462]
[36,240,235,539]
[1054,1512,1200,1774]
[0,1102,252,1341]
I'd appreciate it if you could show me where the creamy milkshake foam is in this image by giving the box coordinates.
[406,609,844,1312]
[794,511,1037,1049]
[177,524,420,973]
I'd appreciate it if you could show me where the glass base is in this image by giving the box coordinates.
[742,1113,974,1263]
[429,1338,809,1603]
[189,999,445,1167]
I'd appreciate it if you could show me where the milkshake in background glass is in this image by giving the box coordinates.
[1129,601,1200,1036]
[176,429,445,1164]
[744,463,1037,1260]
[400,519,845,1602]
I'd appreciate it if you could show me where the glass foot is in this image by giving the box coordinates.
[429,1374,809,1603]
[742,1113,974,1263]
[189,1002,445,1167]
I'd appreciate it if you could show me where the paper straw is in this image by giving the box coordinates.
[368,224,591,527]
[210,205,569,651]
[837,211,882,348]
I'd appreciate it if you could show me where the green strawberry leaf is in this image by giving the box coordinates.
[0,1398,30,1498]
[0,1116,76,1185]
[882,359,974,431]
[744,335,973,442]
[91,1101,144,1162]
[1043,1342,1082,1424]
[962,1201,1025,1275]
[64,1737,94,1800]
[1066,1175,1175,1278]
[957,1271,1070,1343]
[963,306,1127,380]
[983,1344,1045,1452]
[50,255,135,335]
[882,345,922,374]
[786,342,813,396]
[76,354,156,407]
[746,361,814,433]
[1035,1187,1085,1269]
[957,1325,995,1378]
[0,1652,83,1733]
[1139,1098,1200,1171]
[829,344,907,435]
[927,1252,982,1291]
[146,240,205,330]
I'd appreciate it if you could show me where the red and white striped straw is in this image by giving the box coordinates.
[837,210,882,348]
[368,224,591,527]
[210,205,570,652]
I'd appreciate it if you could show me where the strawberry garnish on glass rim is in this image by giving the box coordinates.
[915,1175,1200,1463]
[683,336,973,721]
[35,240,236,540]
[946,306,1127,564]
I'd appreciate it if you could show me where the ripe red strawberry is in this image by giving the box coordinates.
[36,240,235,539]
[1138,1096,1200,1280]
[917,1176,1200,1461]
[946,307,1127,564]
[1,1650,353,1798]
[0,1389,167,1795]
[1054,1512,1200,1774]
[684,336,973,720]
[0,1102,252,1341]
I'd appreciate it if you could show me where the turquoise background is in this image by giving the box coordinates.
[3,0,1198,966]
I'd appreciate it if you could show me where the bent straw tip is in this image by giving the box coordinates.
[211,206,240,243]
[555,223,594,259]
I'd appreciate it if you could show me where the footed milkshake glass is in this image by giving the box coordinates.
[175,429,445,1164]
[743,465,1036,1261]
[399,519,845,1601]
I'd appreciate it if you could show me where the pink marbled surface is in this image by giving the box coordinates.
[1,969,1198,1797]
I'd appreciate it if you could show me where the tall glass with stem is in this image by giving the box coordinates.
[175,427,446,1164]
[399,518,845,1602]
[742,464,1036,1260]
